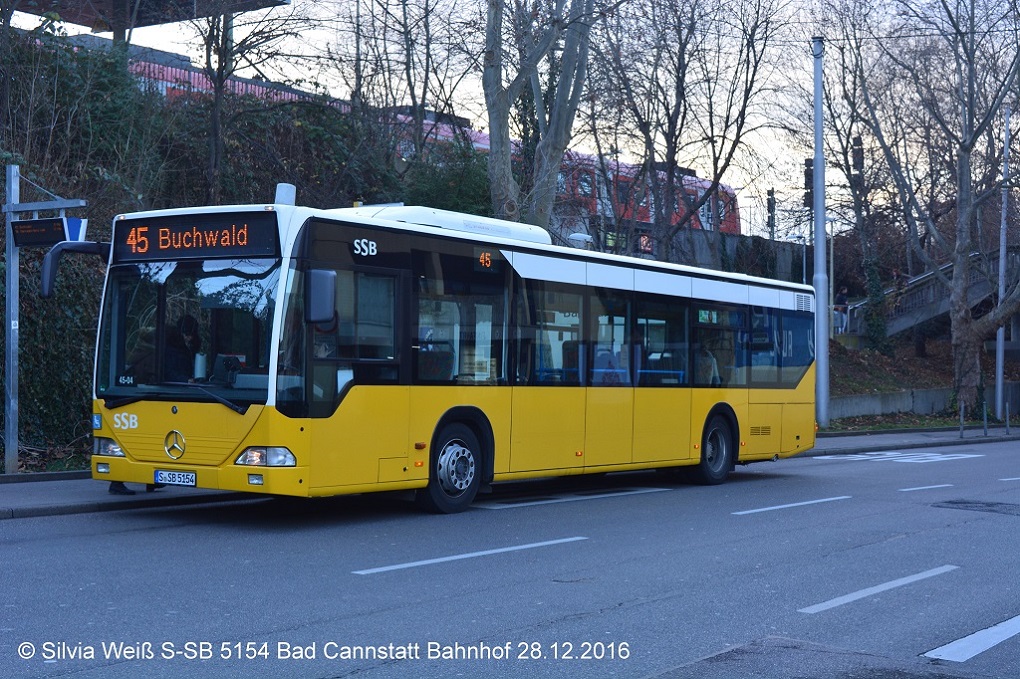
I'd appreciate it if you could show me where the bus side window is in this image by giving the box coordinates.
[635,296,687,386]
[561,340,580,383]
[589,288,630,386]
[518,280,583,386]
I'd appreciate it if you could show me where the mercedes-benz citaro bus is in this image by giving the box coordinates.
[43,185,815,513]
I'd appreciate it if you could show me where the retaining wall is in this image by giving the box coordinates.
[830,382,1020,419]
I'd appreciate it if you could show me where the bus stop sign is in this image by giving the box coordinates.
[10,217,67,248]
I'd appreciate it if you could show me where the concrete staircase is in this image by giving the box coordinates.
[845,249,1020,338]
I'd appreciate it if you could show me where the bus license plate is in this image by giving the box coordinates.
[154,470,196,486]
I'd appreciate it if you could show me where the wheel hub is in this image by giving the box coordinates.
[437,441,475,495]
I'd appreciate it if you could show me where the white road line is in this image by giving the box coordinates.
[898,484,954,492]
[732,496,852,516]
[476,487,670,509]
[924,613,1020,662]
[798,565,958,614]
[352,536,588,575]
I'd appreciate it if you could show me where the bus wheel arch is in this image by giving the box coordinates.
[415,408,493,514]
[692,405,738,485]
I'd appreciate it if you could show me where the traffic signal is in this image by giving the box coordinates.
[803,159,814,208]
[852,136,864,172]
[766,188,776,240]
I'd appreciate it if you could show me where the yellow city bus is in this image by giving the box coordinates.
[44,190,815,513]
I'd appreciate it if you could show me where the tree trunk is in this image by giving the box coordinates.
[951,319,983,415]
[0,4,12,144]
[485,109,521,221]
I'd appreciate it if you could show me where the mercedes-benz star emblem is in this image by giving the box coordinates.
[164,430,186,459]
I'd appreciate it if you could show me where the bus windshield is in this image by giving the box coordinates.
[96,258,281,405]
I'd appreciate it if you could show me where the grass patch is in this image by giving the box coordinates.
[16,446,90,473]
[826,412,997,432]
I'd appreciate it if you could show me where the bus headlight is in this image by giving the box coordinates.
[235,447,296,467]
[93,437,125,457]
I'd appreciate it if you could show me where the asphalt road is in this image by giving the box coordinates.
[2,440,1018,679]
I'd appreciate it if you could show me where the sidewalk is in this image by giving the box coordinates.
[0,474,245,520]
[812,424,1020,455]
[2,426,1017,521]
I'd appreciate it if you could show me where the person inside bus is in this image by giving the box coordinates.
[111,315,200,495]
[695,344,721,386]
[312,311,339,359]
[165,314,201,382]
[631,325,649,383]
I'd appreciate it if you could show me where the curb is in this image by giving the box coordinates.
[0,490,247,521]
[804,433,1020,457]
[818,425,1015,438]
[0,470,92,483]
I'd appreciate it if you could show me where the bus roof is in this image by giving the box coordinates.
[113,202,813,297]
[325,206,553,245]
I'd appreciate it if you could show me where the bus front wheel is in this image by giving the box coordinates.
[416,423,481,514]
[692,415,733,485]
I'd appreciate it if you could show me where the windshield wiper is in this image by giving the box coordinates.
[104,384,249,414]
[103,395,144,409]
[178,383,249,415]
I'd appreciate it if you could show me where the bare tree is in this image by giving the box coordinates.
[587,0,783,262]
[813,0,895,350]
[853,0,1020,407]
[318,0,482,183]
[482,0,601,226]
[189,2,310,203]
[0,0,17,140]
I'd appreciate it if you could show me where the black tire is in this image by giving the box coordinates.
[415,423,482,513]
[691,414,733,485]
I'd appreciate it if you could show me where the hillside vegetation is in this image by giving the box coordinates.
[830,337,1020,399]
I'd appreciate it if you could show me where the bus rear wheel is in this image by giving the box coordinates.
[691,414,733,485]
[416,423,481,514]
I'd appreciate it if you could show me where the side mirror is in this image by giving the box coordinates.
[41,240,110,298]
[305,269,336,324]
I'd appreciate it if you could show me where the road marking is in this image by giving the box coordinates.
[823,452,983,464]
[798,565,958,614]
[924,613,1020,662]
[732,496,851,516]
[476,487,670,509]
[898,484,954,492]
[352,536,588,575]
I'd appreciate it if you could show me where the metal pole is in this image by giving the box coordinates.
[802,237,806,285]
[4,165,20,474]
[812,36,829,428]
[829,223,834,339]
[996,105,1011,420]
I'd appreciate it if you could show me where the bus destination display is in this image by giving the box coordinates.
[113,212,279,262]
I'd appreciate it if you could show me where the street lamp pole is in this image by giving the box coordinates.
[996,104,1011,420]
[812,36,829,428]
